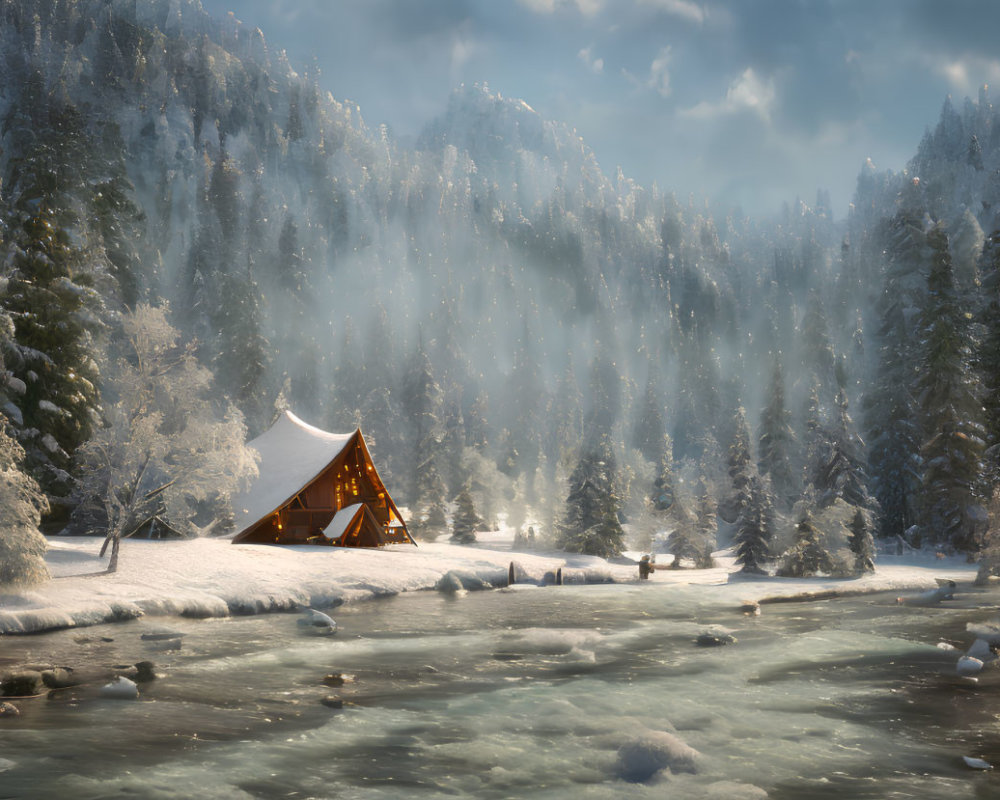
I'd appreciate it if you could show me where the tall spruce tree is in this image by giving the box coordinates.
[758,358,799,508]
[812,387,875,512]
[864,297,921,541]
[451,483,479,544]
[914,225,987,552]
[978,230,1000,484]
[734,473,775,575]
[0,93,131,504]
[721,406,753,523]
[559,433,625,558]
[864,191,929,542]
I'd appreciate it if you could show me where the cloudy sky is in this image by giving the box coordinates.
[201,0,1000,217]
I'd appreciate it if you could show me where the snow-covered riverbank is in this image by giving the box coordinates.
[0,535,980,635]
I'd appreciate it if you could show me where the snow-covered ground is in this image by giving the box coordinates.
[0,533,979,635]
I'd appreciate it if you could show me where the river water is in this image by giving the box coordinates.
[3,581,1000,799]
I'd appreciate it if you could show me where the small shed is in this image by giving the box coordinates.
[231,410,414,547]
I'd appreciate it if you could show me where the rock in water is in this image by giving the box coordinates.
[435,571,466,594]
[957,656,984,677]
[132,661,158,683]
[897,582,956,606]
[696,632,737,647]
[297,607,338,635]
[616,730,701,782]
[739,601,761,616]
[113,661,158,683]
[1,672,42,698]
[41,668,81,689]
[966,638,998,663]
[99,676,138,700]
[0,702,19,717]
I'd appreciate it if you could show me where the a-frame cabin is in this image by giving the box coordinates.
[231,411,414,547]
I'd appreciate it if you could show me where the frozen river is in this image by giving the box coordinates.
[3,580,1000,799]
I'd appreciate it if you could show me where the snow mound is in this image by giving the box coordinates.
[616,728,701,782]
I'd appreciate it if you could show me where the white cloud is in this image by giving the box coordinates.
[932,56,1000,94]
[636,0,705,24]
[578,46,605,74]
[520,0,704,21]
[681,67,776,122]
[518,0,604,16]
[647,46,672,97]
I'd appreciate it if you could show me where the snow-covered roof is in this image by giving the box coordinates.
[322,503,364,541]
[231,411,355,536]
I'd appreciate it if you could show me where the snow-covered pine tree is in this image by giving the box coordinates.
[807,383,879,574]
[779,508,835,577]
[451,483,479,544]
[864,186,928,542]
[864,297,921,541]
[559,433,625,558]
[413,443,449,541]
[758,358,799,508]
[734,473,775,575]
[720,405,753,523]
[0,420,49,588]
[801,380,824,482]
[0,98,105,504]
[0,300,49,588]
[812,387,875,511]
[914,224,987,552]
[978,230,1000,484]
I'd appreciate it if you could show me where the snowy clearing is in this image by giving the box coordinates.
[0,534,980,635]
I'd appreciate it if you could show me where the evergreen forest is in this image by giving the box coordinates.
[3,0,1000,583]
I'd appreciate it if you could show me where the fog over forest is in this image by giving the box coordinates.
[2,0,1000,582]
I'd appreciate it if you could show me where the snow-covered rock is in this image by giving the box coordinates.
[99,676,139,699]
[616,729,701,782]
[297,606,338,635]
